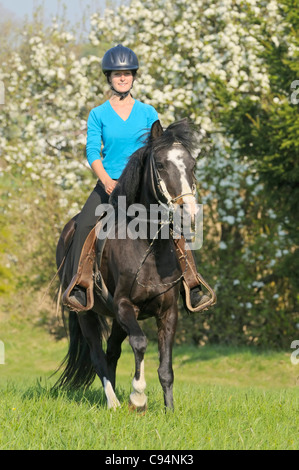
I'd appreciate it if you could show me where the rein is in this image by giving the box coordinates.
[135,143,195,289]
[135,220,188,289]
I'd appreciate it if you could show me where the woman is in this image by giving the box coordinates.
[63,44,209,311]
[63,45,158,309]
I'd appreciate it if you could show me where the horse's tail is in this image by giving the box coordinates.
[53,213,110,390]
[53,311,109,390]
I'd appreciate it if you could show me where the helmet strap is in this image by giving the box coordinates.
[110,85,132,101]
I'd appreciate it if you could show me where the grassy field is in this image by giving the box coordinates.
[0,317,298,450]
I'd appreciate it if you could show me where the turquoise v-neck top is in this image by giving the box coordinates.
[86,99,159,179]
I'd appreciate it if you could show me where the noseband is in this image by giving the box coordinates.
[150,143,196,211]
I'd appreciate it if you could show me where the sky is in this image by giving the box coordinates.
[0,0,109,26]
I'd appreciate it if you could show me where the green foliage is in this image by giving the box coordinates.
[203,0,299,347]
[0,193,19,297]
[0,0,298,347]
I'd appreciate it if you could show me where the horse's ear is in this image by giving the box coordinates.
[150,120,164,140]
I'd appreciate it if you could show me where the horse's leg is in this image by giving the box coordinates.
[116,298,148,411]
[106,319,127,390]
[156,306,178,410]
[77,312,121,410]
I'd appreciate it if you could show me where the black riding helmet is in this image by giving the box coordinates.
[102,44,139,100]
[102,44,139,74]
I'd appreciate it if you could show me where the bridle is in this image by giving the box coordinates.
[135,143,196,289]
[149,142,196,212]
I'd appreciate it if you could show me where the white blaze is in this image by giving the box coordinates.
[166,147,197,212]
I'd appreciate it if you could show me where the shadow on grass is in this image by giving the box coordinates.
[172,344,277,366]
[21,378,128,409]
[20,378,166,413]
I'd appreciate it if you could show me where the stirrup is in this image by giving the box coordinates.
[62,274,94,312]
[183,273,217,313]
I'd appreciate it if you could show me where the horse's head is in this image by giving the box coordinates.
[147,119,199,231]
[111,119,200,232]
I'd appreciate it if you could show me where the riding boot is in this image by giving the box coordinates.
[67,286,87,310]
[62,225,98,312]
[173,237,211,312]
[62,182,110,312]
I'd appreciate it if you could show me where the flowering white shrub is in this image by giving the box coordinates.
[88,0,291,256]
[0,24,105,214]
[0,0,296,346]
[89,0,278,126]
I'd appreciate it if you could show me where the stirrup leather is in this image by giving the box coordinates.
[174,237,217,313]
[62,223,99,312]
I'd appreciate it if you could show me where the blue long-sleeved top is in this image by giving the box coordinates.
[86,99,159,179]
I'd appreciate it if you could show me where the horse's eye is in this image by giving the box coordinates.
[156,162,164,170]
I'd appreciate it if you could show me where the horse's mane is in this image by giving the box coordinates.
[110,144,147,208]
[150,118,197,155]
[110,119,197,207]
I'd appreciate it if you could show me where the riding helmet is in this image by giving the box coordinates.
[102,44,139,74]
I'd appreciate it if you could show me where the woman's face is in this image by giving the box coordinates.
[109,70,134,94]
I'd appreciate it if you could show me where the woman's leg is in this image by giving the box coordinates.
[173,237,211,311]
[64,181,109,308]
[70,182,109,277]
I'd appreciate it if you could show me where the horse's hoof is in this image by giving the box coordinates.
[128,399,148,414]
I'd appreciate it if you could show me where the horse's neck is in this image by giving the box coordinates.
[138,159,157,207]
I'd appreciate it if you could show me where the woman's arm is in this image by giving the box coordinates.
[91,160,117,195]
[86,109,117,195]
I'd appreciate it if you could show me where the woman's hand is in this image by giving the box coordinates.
[91,161,117,195]
[103,176,117,195]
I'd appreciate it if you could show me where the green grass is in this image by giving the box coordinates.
[0,319,298,450]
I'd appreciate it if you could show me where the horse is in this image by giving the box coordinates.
[54,119,200,411]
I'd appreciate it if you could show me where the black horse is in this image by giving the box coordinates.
[55,119,200,411]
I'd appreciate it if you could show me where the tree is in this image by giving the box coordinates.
[0,0,297,346]
[211,0,299,317]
